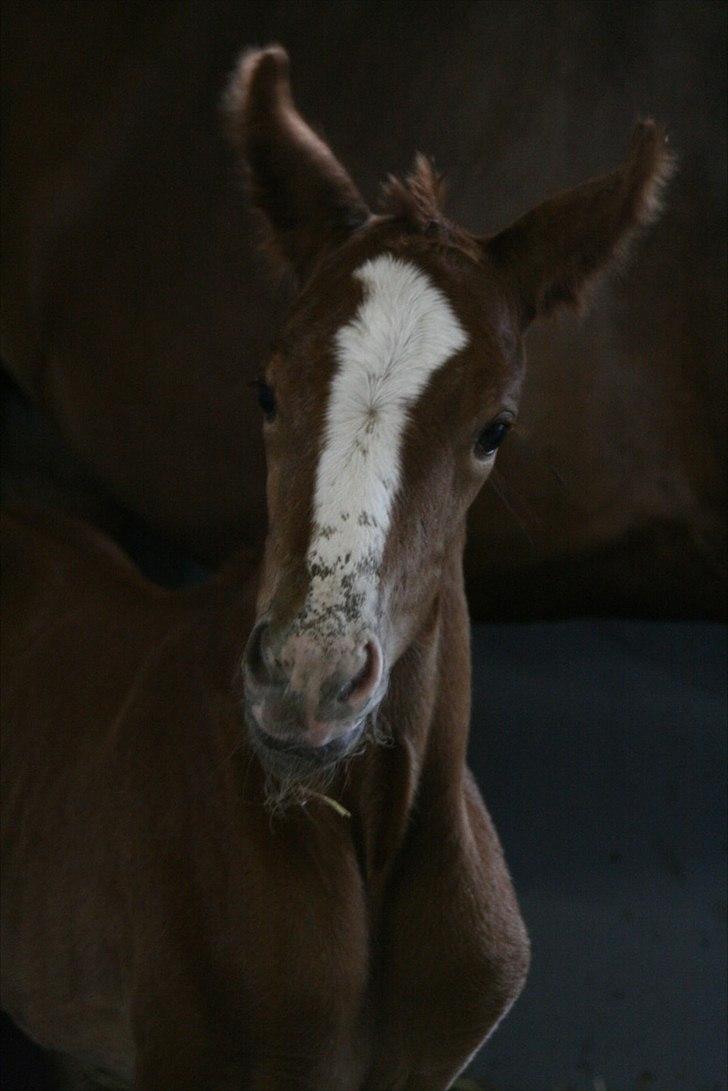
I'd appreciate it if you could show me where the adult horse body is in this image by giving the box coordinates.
[1,47,672,1089]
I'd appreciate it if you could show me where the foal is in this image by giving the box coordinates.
[1,45,673,1090]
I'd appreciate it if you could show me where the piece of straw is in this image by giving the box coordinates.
[307,791,351,819]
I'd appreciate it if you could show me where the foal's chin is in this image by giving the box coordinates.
[245,710,368,812]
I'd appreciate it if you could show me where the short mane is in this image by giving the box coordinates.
[379,153,447,230]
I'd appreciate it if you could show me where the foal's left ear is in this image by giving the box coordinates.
[224,45,370,276]
[483,121,676,326]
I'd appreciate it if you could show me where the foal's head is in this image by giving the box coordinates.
[225,46,673,793]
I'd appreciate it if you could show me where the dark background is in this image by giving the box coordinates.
[2,2,726,1089]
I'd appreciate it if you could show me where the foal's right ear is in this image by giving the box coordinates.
[224,45,370,277]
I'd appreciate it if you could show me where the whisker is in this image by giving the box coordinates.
[157,727,253,832]
[508,427,569,493]
[547,462,568,490]
[202,734,250,791]
[488,469,540,553]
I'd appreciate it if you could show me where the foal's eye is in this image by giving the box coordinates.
[252,380,277,422]
[474,418,511,459]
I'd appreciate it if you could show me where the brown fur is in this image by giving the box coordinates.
[2,39,677,1091]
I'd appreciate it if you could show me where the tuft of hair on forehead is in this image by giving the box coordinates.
[380,153,447,231]
[379,153,483,260]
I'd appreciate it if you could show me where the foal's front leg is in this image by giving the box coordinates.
[365,773,529,1090]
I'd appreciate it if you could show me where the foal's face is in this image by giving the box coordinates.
[226,45,673,781]
[245,230,523,764]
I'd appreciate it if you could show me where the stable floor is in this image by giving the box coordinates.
[465,620,727,1091]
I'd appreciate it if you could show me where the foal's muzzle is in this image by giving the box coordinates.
[243,619,384,761]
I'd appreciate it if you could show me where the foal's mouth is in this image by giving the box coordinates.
[243,692,391,812]
[246,713,365,768]
[244,701,368,811]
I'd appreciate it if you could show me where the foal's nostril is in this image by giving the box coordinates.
[338,639,383,708]
[244,620,272,686]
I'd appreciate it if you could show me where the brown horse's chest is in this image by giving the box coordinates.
[116,785,376,1086]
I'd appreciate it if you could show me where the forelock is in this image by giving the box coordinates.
[378,154,482,263]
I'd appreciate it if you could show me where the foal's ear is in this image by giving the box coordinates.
[224,45,370,276]
[484,121,676,326]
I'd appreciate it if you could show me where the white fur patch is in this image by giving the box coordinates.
[294,254,468,644]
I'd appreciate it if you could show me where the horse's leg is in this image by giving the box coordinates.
[365,772,530,1091]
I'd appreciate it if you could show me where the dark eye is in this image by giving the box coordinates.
[474,418,511,459]
[252,380,277,422]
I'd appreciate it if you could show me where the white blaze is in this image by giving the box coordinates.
[295,253,468,644]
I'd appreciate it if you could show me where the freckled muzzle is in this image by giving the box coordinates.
[243,618,385,764]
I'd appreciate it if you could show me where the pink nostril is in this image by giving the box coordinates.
[339,640,383,708]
